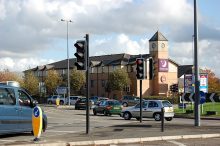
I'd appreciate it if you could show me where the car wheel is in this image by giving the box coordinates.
[75,107,78,110]
[60,101,64,105]
[103,110,108,116]
[123,112,131,120]
[153,113,161,121]
[122,102,128,107]
[165,117,173,121]
[93,110,97,115]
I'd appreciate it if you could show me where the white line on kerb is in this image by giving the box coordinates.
[168,140,187,146]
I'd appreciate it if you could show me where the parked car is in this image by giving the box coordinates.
[66,96,81,105]
[120,100,174,121]
[121,95,139,107]
[47,95,66,105]
[75,97,92,110]
[95,97,109,105]
[93,100,122,116]
[0,84,47,135]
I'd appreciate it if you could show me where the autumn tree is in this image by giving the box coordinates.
[70,69,86,95]
[108,69,130,99]
[201,68,220,93]
[23,71,39,95]
[44,70,62,95]
[0,69,24,85]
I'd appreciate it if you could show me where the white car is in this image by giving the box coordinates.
[66,96,81,105]
[120,100,174,121]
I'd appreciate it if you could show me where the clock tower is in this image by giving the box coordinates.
[149,31,169,96]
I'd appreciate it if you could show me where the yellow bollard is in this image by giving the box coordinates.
[32,106,43,141]
[56,97,60,107]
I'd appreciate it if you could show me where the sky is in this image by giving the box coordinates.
[0,0,220,77]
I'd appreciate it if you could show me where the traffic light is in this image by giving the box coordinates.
[149,58,155,80]
[74,40,86,70]
[174,84,178,92]
[136,58,145,80]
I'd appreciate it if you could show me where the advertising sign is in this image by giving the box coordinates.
[184,74,194,93]
[159,59,168,72]
[200,74,208,93]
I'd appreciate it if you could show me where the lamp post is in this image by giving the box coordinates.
[61,19,72,106]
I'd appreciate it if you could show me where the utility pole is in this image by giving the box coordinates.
[194,0,200,126]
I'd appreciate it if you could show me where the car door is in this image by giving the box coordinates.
[146,101,159,118]
[17,89,33,131]
[96,101,106,113]
[0,87,18,134]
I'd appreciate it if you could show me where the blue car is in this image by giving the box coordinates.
[0,84,47,135]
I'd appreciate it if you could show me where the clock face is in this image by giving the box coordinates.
[152,43,156,49]
[161,43,165,48]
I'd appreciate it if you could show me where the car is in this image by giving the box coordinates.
[66,96,81,105]
[93,100,122,116]
[75,97,92,110]
[121,100,174,121]
[121,95,140,107]
[47,95,66,105]
[0,84,47,135]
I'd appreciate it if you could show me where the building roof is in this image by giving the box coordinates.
[149,31,168,41]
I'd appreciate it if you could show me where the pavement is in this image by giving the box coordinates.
[3,117,220,146]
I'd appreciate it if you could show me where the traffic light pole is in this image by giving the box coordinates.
[85,34,90,134]
[140,80,142,123]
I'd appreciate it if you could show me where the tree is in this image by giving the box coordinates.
[0,69,24,86]
[201,68,220,93]
[108,69,130,99]
[44,70,62,95]
[70,69,86,94]
[23,71,39,95]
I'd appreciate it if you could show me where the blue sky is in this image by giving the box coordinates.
[0,0,220,77]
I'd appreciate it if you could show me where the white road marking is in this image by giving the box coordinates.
[168,140,187,146]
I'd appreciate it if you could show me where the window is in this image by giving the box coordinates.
[148,101,159,108]
[0,87,16,105]
[91,80,94,87]
[102,66,104,73]
[101,80,105,87]
[18,90,31,107]
[123,85,130,92]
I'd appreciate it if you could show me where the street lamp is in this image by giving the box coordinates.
[61,19,72,106]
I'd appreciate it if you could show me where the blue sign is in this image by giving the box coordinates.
[33,107,40,117]
[200,91,206,104]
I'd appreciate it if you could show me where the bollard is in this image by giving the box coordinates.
[161,107,164,132]
[32,106,43,141]
[56,97,60,107]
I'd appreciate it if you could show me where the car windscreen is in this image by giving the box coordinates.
[162,101,172,107]
[108,101,121,106]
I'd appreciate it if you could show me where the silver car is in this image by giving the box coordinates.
[66,96,81,105]
[121,100,174,121]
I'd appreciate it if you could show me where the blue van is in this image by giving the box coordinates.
[0,84,47,135]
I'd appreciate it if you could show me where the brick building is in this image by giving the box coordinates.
[26,31,192,98]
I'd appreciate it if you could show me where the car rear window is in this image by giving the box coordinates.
[162,101,172,107]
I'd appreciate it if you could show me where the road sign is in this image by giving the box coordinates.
[56,87,67,94]
[200,91,206,104]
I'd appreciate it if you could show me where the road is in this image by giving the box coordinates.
[0,105,220,145]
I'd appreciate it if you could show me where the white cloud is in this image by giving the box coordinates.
[0,57,54,72]
[0,0,220,78]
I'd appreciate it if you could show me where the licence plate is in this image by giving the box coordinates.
[114,107,120,109]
